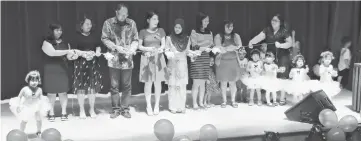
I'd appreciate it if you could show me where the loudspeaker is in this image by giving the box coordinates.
[284,90,337,124]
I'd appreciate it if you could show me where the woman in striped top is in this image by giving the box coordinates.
[189,12,214,110]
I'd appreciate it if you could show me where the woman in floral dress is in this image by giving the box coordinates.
[138,11,168,116]
[164,18,190,114]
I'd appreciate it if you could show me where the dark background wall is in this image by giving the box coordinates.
[1,1,361,100]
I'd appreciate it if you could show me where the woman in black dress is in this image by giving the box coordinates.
[71,15,103,119]
[248,14,293,105]
[41,23,76,121]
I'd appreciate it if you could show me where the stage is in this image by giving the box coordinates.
[1,89,360,141]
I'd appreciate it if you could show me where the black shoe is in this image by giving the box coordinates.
[121,109,131,118]
[36,132,41,137]
[48,115,55,122]
[61,114,68,121]
[110,110,120,119]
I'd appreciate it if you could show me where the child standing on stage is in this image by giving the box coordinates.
[260,52,285,106]
[287,55,319,103]
[204,55,221,108]
[337,36,352,89]
[318,51,341,99]
[9,70,51,136]
[243,49,263,106]
[236,47,248,103]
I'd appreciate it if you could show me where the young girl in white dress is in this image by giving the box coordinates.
[236,47,249,103]
[260,52,285,106]
[318,51,341,99]
[9,70,51,136]
[287,54,319,103]
[243,49,264,106]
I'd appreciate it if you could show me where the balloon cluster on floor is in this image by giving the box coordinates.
[306,108,361,141]
[154,119,218,141]
[6,128,73,141]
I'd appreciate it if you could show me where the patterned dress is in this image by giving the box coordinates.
[139,28,168,82]
[189,29,214,80]
[71,32,103,94]
[206,57,222,95]
[165,36,189,111]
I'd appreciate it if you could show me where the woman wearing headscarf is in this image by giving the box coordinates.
[164,18,191,114]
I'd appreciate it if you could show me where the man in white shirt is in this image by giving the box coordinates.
[337,36,352,89]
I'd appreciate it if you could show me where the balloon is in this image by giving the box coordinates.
[6,129,28,141]
[173,135,193,141]
[326,127,346,141]
[199,124,218,141]
[313,64,320,76]
[41,128,61,141]
[154,119,175,141]
[319,109,338,129]
[338,115,358,132]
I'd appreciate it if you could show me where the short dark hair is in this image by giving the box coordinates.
[196,12,210,33]
[45,22,63,43]
[269,13,286,32]
[145,10,160,28]
[250,49,261,56]
[115,3,128,11]
[77,13,94,33]
[341,36,351,45]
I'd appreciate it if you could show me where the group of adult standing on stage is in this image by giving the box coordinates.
[40,3,294,120]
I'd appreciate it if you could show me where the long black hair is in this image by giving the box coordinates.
[195,12,211,34]
[219,20,235,44]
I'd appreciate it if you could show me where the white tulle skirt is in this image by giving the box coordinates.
[318,81,341,98]
[242,76,262,89]
[283,80,321,96]
[259,76,282,92]
[9,96,51,122]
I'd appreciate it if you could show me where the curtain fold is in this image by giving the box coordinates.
[1,1,360,99]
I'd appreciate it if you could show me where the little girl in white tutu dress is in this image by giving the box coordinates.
[318,51,341,99]
[242,49,263,106]
[260,52,285,106]
[287,54,320,103]
[9,70,51,136]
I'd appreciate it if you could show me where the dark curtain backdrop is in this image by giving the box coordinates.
[1,1,361,100]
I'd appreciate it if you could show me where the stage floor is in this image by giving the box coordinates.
[1,89,360,141]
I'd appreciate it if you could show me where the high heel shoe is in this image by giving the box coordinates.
[154,105,160,115]
[89,110,97,118]
[146,107,153,116]
[79,111,86,119]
